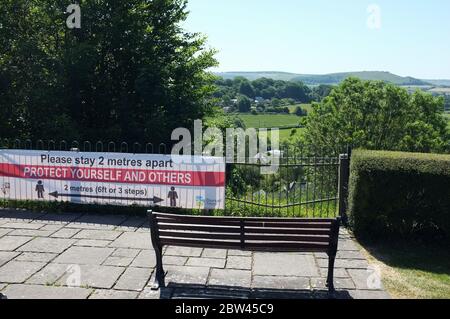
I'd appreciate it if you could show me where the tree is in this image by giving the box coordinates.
[294,106,306,117]
[279,82,311,102]
[310,84,334,102]
[239,81,255,99]
[237,95,252,113]
[0,0,217,143]
[302,78,449,154]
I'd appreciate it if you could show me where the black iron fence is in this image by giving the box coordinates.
[0,139,351,220]
[225,148,350,219]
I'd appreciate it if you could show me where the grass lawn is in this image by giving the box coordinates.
[360,241,450,299]
[278,127,304,141]
[238,114,301,129]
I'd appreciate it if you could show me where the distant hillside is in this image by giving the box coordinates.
[424,79,450,87]
[291,72,431,86]
[215,71,298,81]
[215,71,434,86]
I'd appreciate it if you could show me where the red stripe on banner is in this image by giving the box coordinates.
[0,163,225,187]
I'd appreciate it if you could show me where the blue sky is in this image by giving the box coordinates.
[183,0,450,79]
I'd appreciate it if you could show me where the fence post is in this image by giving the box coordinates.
[338,151,350,225]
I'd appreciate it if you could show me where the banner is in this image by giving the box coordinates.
[0,149,225,210]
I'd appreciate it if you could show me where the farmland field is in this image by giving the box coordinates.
[238,114,301,129]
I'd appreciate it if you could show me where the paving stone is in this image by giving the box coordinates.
[348,268,384,290]
[186,257,226,268]
[15,252,57,263]
[112,248,141,258]
[26,263,69,285]
[202,248,227,259]
[0,228,13,237]
[33,213,83,224]
[74,229,122,241]
[337,250,366,260]
[0,283,5,291]
[163,265,210,286]
[89,289,138,299]
[136,227,150,233]
[130,250,155,268]
[0,236,33,251]
[163,256,187,266]
[311,277,355,290]
[139,286,173,299]
[317,258,369,269]
[319,267,349,278]
[17,237,75,254]
[0,251,20,267]
[39,224,64,232]
[57,264,125,289]
[252,276,310,290]
[253,253,319,277]
[114,267,152,291]
[109,232,151,249]
[8,229,55,237]
[69,214,128,230]
[0,222,44,230]
[54,246,114,265]
[0,261,45,283]
[347,289,391,299]
[227,250,252,257]
[338,240,360,251]
[75,239,112,247]
[51,228,81,238]
[103,256,134,267]
[164,246,202,257]
[0,210,46,221]
[208,269,252,288]
[116,217,147,231]
[226,256,252,270]
[2,284,91,299]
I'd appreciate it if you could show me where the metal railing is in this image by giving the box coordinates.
[0,139,351,220]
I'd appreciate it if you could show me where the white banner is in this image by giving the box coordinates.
[0,149,225,210]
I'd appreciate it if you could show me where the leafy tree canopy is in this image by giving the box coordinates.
[0,0,217,144]
[300,78,449,154]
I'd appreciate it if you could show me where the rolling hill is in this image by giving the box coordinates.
[215,71,438,86]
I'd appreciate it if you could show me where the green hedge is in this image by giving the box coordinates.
[348,150,450,242]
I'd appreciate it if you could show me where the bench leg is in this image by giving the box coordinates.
[326,254,336,295]
[151,245,165,290]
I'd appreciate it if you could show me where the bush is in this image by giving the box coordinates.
[348,150,450,242]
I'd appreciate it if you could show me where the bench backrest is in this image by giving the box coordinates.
[149,212,340,254]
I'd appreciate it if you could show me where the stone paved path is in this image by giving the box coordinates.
[0,209,390,299]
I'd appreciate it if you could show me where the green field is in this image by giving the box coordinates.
[238,114,301,129]
[278,127,304,140]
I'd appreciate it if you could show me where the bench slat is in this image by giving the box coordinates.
[159,238,330,251]
[157,218,332,229]
[154,213,335,224]
[159,230,330,243]
[158,223,332,235]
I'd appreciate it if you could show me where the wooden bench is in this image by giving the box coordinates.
[147,211,341,294]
